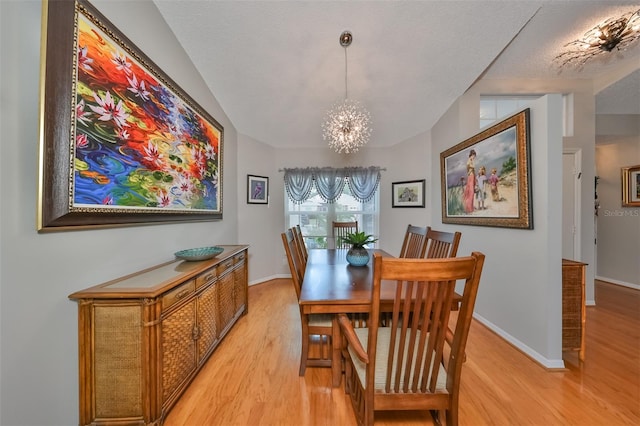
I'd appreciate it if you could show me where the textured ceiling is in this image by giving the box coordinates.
[153,0,640,148]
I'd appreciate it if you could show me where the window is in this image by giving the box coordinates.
[285,182,379,249]
[480,95,539,129]
[480,94,572,136]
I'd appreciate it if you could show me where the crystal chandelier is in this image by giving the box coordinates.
[554,8,640,70]
[322,31,372,154]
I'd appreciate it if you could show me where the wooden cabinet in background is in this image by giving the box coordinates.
[562,259,586,361]
[69,245,248,426]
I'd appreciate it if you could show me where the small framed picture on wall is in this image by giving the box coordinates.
[622,165,640,207]
[247,175,269,204]
[392,179,425,208]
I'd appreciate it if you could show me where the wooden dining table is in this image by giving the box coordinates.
[299,248,393,387]
[299,248,464,387]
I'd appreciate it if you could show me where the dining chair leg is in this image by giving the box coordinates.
[299,322,309,376]
[331,317,342,387]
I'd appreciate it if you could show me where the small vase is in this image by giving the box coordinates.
[346,246,369,266]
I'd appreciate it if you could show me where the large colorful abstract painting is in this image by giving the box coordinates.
[38,0,223,231]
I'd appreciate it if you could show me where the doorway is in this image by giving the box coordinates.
[562,149,581,261]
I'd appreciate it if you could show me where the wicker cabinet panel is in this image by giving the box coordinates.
[562,259,586,361]
[162,299,197,405]
[197,281,219,362]
[93,304,143,419]
[233,257,247,315]
[69,245,248,426]
[218,270,235,334]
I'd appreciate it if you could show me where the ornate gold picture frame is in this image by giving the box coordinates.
[38,0,223,231]
[622,165,640,207]
[440,109,532,229]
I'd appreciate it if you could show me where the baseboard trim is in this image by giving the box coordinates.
[472,313,566,370]
[249,274,290,286]
[595,276,640,291]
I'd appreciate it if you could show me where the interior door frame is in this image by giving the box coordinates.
[563,148,582,261]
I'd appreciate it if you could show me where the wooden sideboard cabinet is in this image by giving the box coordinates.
[562,258,586,361]
[69,245,249,426]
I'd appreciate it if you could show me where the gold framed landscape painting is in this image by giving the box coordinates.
[38,0,223,231]
[622,165,640,207]
[440,109,533,229]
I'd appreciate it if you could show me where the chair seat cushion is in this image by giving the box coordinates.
[349,327,448,393]
[308,313,333,327]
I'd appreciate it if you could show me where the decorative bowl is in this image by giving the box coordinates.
[174,246,224,261]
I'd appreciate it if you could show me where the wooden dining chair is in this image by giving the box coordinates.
[287,228,306,285]
[425,228,463,312]
[333,220,358,248]
[425,227,462,259]
[281,229,334,375]
[399,224,429,258]
[338,252,485,426]
[292,224,308,266]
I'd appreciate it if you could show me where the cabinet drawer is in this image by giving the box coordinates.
[218,258,234,276]
[162,280,195,311]
[196,267,218,289]
[234,251,246,264]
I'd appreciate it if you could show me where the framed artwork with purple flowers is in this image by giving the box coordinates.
[37,0,223,231]
[247,175,269,204]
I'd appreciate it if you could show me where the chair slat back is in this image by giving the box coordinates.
[293,224,308,265]
[424,228,462,259]
[281,229,304,299]
[398,224,429,258]
[368,252,484,395]
[333,221,358,249]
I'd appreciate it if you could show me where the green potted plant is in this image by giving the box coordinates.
[339,231,379,266]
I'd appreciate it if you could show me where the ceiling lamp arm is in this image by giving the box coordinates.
[344,44,349,100]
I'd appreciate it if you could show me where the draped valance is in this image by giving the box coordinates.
[283,167,382,204]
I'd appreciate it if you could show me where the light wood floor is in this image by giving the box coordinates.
[165,279,640,425]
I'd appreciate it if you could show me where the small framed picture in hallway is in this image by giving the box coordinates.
[622,165,640,207]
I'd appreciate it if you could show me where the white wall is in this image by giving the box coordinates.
[237,134,281,283]
[595,125,640,289]
[0,1,238,424]
[460,78,598,305]
[381,134,433,252]
[431,94,566,367]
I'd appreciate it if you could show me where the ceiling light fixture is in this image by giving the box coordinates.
[554,8,640,70]
[322,31,372,154]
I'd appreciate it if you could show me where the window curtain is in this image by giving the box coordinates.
[283,168,314,204]
[283,166,381,204]
[314,168,345,203]
[346,167,381,203]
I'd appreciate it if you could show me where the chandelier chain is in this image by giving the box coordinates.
[344,46,348,99]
